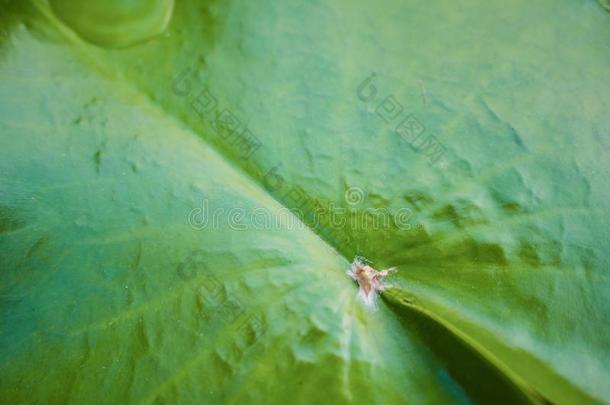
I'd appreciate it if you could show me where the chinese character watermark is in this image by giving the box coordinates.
[356,72,446,165]
[172,67,262,161]
[177,251,265,339]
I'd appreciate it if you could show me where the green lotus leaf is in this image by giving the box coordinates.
[1,0,609,404]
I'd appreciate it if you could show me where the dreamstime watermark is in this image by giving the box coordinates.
[345,186,365,206]
[187,197,414,232]
[176,251,265,339]
[171,67,262,161]
[356,72,446,165]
